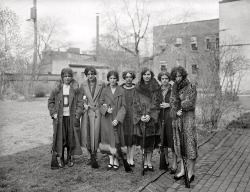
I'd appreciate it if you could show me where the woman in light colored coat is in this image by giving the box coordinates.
[80,66,105,168]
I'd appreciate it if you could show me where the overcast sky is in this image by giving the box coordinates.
[1,0,220,51]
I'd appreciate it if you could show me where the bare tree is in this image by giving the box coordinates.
[0,7,22,98]
[197,38,250,130]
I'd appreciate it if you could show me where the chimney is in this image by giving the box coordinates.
[96,13,99,61]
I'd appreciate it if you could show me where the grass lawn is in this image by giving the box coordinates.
[0,98,218,192]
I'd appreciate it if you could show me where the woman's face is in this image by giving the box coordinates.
[176,72,182,83]
[125,73,133,85]
[63,74,72,85]
[109,75,117,86]
[161,75,170,86]
[143,71,152,82]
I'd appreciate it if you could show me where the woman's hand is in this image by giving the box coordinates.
[141,115,150,122]
[160,102,170,108]
[53,114,58,119]
[84,104,89,110]
[177,109,182,116]
[107,106,113,114]
[112,119,118,126]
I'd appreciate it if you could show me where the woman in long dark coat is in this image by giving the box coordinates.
[48,68,83,168]
[133,67,161,171]
[170,66,198,183]
[99,70,126,170]
[121,70,136,167]
[158,71,178,174]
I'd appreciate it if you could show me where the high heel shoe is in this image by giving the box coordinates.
[169,167,177,174]
[173,174,184,180]
[189,175,195,183]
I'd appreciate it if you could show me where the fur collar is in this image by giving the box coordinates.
[178,78,189,90]
[54,79,79,93]
[135,78,161,98]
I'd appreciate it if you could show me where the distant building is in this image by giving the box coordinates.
[153,19,219,83]
[40,47,109,83]
[219,0,250,92]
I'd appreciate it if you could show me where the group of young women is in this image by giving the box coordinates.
[48,65,198,184]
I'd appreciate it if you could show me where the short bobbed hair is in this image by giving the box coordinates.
[170,66,188,81]
[84,66,97,76]
[157,71,171,82]
[107,70,119,82]
[140,67,154,82]
[122,70,136,80]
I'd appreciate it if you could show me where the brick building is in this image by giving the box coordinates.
[153,19,219,83]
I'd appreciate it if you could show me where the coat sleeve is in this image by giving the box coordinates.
[115,91,126,123]
[133,90,143,125]
[48,89,57,119]
[181,84,197,112]
[99,88,108,116]
[75,87,84,117]
[148,90,161,122]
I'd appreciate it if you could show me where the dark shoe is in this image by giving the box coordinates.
[169,167,177,174]
[173,174,184,180]
[113,164,119,171]
[67,156,74,167]
[189,175,195,183]
[58,158,65,168]
[143,165,148,172]
[129,163,135,167]
[107,164,113,170]
[148,166,154,172]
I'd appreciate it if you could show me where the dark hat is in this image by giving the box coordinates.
[61,68,73,78]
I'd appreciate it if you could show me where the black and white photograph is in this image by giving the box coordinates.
[0,0,250,191]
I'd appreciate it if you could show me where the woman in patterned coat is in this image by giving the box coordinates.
[133,67,161,172]
[170,66,197,183]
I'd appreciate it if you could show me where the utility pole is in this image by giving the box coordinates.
[96,13,99,61]
[29,0,37,96]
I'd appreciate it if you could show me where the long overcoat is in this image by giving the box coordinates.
[99,85,126,155]
[48,79,83,157]
[79,80,106,152]
[170,78,198,160]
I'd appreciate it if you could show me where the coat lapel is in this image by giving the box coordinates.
[113,86,123,100]
[69,86,75,109]
[82,81,92,101]
[93,80,102,101]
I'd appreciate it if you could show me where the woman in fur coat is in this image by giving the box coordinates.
[133,67,161,172]
[170,66,198,183]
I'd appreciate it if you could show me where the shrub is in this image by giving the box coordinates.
[34,84,46,98]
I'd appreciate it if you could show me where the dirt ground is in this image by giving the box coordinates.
[0,98,216,192]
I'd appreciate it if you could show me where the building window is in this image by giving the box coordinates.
[190,36,198,51]
[192,65,198,74]
[215,37,219,49]
[175,37,182,47]
[205,37,211,50]
[160,65,167,72]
